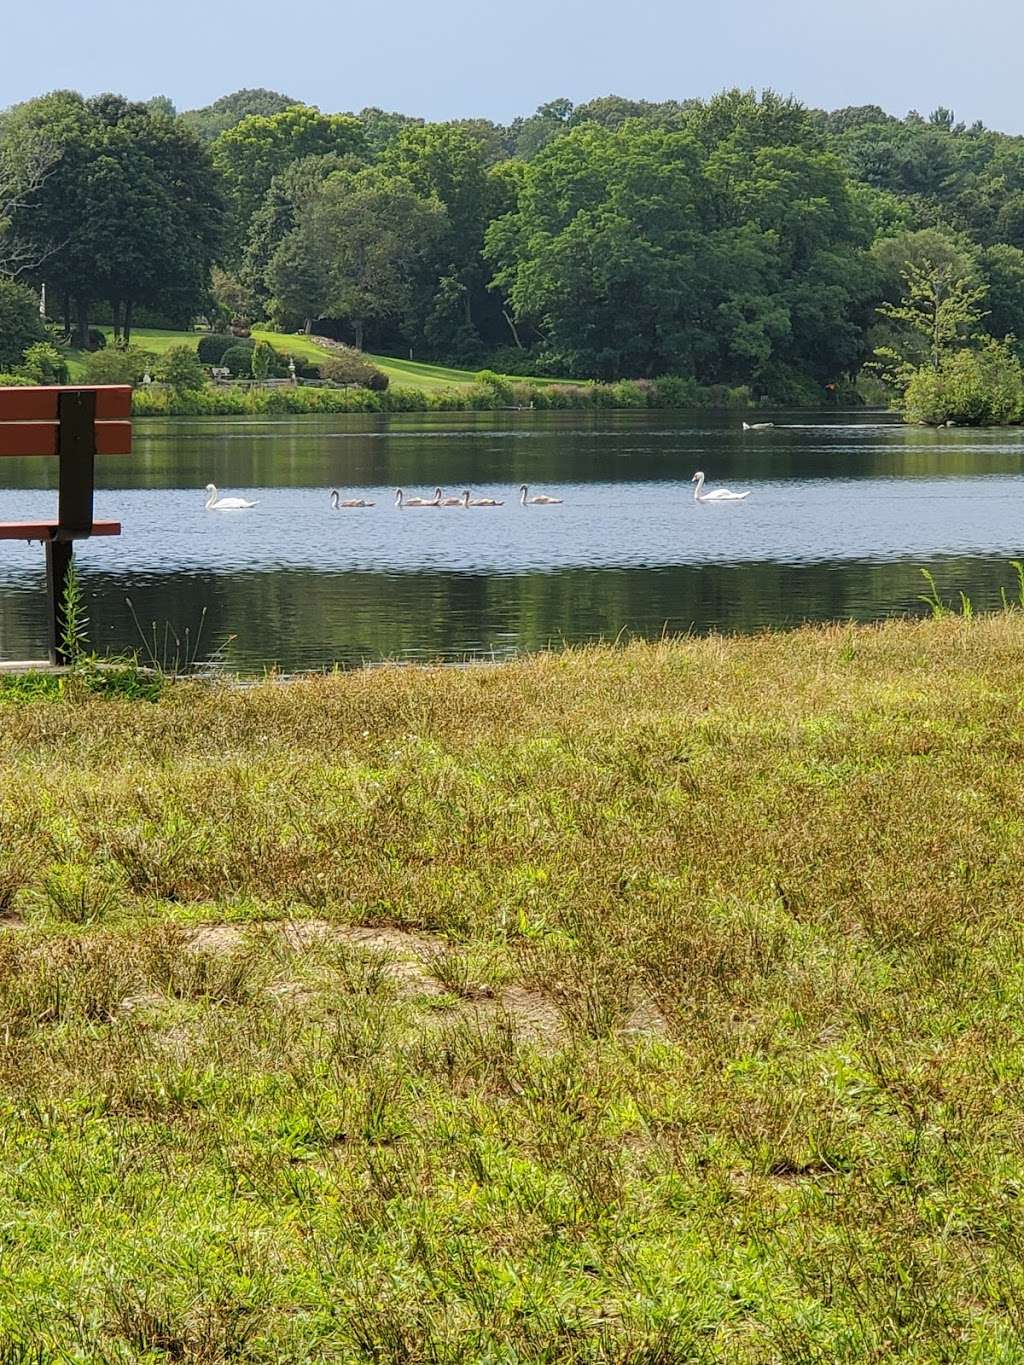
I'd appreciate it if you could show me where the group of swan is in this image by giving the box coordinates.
[389,485,562,509]
[207,476,752,510]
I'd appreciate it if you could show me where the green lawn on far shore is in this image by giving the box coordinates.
[64,328,564,393]
[1,613,1024,1357]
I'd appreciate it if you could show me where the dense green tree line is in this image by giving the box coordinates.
[0,91,223,346]
[4,84,1024,404]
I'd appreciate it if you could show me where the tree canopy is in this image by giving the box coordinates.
[4,82,1024,401]
[485,104,876,387]
[213,106,366,257]
[180,89,300,142]
[1,91,223,344]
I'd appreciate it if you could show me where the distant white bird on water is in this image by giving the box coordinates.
[205,483,258,510]
[520,484,563,505]
[742,421,774,431]
[433,487,464,506]
[330,489,375,508]
[691,471,750,502]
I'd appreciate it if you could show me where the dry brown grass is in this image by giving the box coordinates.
[0,616,1023,1358]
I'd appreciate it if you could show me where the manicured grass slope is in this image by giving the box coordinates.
[256,331,560,391]
[2,616,1024,1356]
[252,330,465,389]
[64,329,562,392]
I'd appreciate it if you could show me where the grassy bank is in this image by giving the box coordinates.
[64,329,755,412]
[1,616,1024,1356]
[65,329,562,393]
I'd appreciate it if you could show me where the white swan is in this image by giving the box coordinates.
[520,485,562,505]
[691,471,750,502]
[742,421,774,430]
[394,488,439,507]
[461,490,504,507]
[331,489,375,508]
[205,483,258,510]
[433,487,464,507]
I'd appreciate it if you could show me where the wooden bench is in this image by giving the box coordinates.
[0,385,132,664]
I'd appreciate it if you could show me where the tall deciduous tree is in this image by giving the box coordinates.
[383,124,510,349]
[266,168,446,348]
[875,260,988,385]
[181,89,299,142]
[980,244,1024,349]
[4,91,223,345]
[240,153,348,311]
[487,110,873,388]
[357,107,424,156]
[0,124,61,278]
[213,106,366,257]
[0,278,46,368]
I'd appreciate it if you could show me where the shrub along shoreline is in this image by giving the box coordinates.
[132,373,755,416]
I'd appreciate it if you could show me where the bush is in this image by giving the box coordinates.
[127,374,758,417]
[18,343,69,385]
[0,373,33,386]
[510,383,543,408]
[903,340,1024,426]
[250,341,290,380]
[81,347,157,385]
[251,341,275,381]
[544,384,597,408]
[317,348,389,390]
[221,344,258,377]
[156,345,206,392]
[0,280,46,370]
[132,383,391,417]
[197,334,237,365]
[474,369,514,405]
[608,379,652,408]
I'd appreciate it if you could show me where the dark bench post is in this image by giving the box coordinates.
[58,389,97,536]
[48,389,98,665]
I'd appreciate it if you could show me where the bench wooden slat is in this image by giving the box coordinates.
[0,386,132,422]
[0,520,121,541]
[0,421,132,458]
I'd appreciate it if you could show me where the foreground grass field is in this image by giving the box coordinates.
[3,617,1024,1358]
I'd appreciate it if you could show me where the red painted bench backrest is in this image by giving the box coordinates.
[0,385,132,457]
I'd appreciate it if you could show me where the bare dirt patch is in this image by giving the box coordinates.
[184,919,670,1042]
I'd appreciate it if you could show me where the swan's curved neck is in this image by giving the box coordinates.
[205,487,218,509]
[395,490,403,506]
[520,486,528,504]
[693,474,704,501]
[330,491,339,509]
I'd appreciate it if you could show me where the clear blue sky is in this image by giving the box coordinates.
[5,0,1023,132]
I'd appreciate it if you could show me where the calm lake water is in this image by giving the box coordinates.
[2,408,1024,671]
